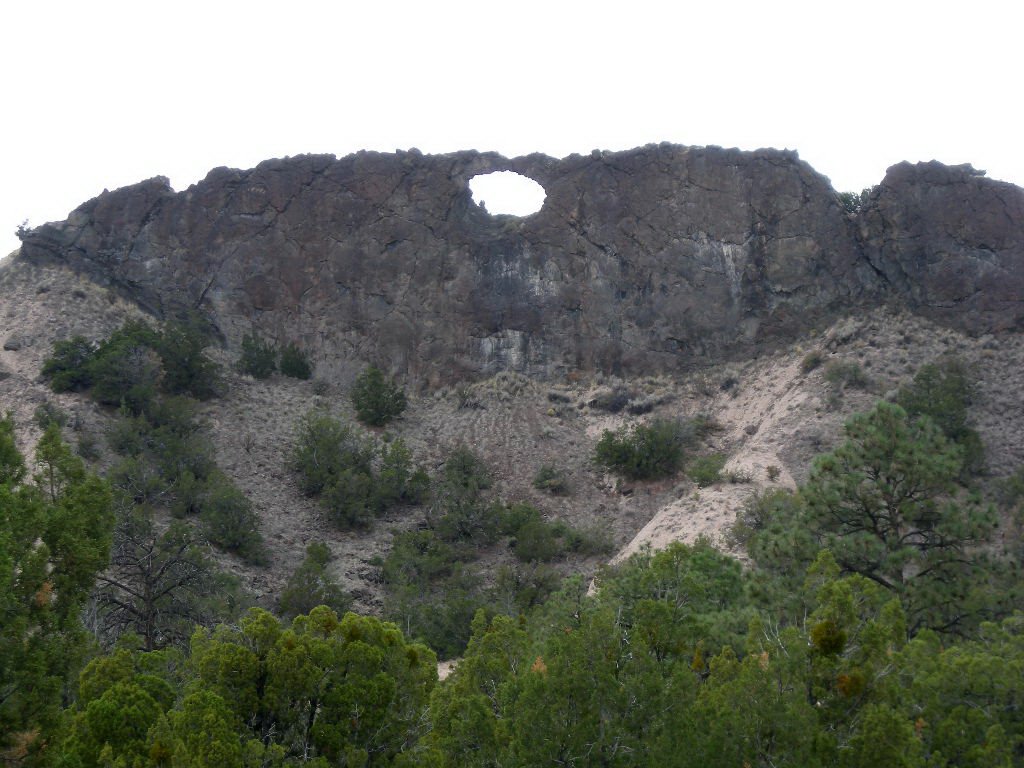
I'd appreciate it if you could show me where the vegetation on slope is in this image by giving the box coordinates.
[5,325,1023,766]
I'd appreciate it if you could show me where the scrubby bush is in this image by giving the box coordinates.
[594,418,687,481]
[279,342,313,380]
[378,438,430,506]
[33,402,68,430]
[688,454,727,487]
[381,529,485,657]
[42,319,222,407]
[76,432,99,461]
[432,447,501,543]
[290,410,427,530]
[823,360,869,390]
[199,473,266,565]
[351,365,407,426]
[41,336,96,392]
[590,386,630,413]
[800,350,824,374]
[532,464,570,495]
[322,467,379,529]
[290,410,374,497]
[157,316,223,399]
[278,542,350,620]
[88,323,163,412]
[236,332,277,379]
[896,358,983,474]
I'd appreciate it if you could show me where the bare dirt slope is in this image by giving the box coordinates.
[3,257,1023,612]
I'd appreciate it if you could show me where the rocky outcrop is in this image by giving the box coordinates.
[859,161,1024,332]
[16,145,1024,385]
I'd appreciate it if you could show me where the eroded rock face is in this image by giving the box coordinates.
[859,161,1024,332]
[17,145,1024,384]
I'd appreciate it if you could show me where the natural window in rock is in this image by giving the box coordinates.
[469,171,546,216]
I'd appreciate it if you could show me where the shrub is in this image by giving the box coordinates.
[76,432,100,461]
[378,438,429,506]
[236,333,277,379]
[88,325,163,413]
[801,350,824,374]
[594,419,686,481]
[279,343,313,380]
[156,317,222,399]
[442,445,492,493]
[431,447,500,543]
[278,542,350,620]
[321,468,379,529]
[590,386,630,413]
[533,464,570,495]
[199,474,266,564]
[0,413,25,485]
[290,410,374,496]
[33,402,68,430]
[501,503,611,562]
[381,529,485,658]
[43,319,221,405]
[896,358,983,475]
[512,518,566,562]
[689,454,727,487]
[351,366,407,426]
[823,360,869,390]
[42,336,97,392]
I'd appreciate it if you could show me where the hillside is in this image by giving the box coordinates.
[4,144,1024,766]
[2,256,1022,612]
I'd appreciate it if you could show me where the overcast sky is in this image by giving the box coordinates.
[2,1,1021,256]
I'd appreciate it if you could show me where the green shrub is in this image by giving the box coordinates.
[492,563,562,616]
[501,503,611,563]
[170,470,204,518]
[76,432,100,462]
[533,464,570,495]
[321,467,379,529]
[88,325,163,413]
[109,455,169,504]
[156,317,222,399]
[896,358,983,475]
[290,410,374,496]
[290,411,425,531]
[594,419,686,481]
[0,413,25,485]
[236,333,277,379]
[442,445,491,493]
[41,336,96,392]
[689,454,727,487]
[199,474,266,564]
[279,343,313,380]
[43,319,221,406]
[432,447,500,543]
[378,438,429,506]
[278,542,350,620]
[33,402,68,430]
[351,366,407,426]
[381,530,485,657]
[511,518,566,562]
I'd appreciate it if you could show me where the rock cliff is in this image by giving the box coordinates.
[17,145,1024,385]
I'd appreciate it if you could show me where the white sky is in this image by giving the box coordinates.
[2,1,1021,256]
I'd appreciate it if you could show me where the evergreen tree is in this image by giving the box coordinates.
[802,402,1003,635]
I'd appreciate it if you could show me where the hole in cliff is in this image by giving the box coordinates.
[469,171,545,217]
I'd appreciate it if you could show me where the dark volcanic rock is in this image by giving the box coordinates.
[16,146,1024,384]
[859,161,1024,333]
